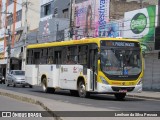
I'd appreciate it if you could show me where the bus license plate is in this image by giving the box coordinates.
[119,90,127,93]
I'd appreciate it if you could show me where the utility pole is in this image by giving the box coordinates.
[6,28,12,74]
[158,0,160,27]
[56,22,59,41]
[69,0,75,39]
[155,0,160,50]
[22,0,30,71]
[1,12,13,74]
[69,0,73,39]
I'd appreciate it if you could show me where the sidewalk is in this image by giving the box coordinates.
[127,91,160,100]
[0,88,160,120]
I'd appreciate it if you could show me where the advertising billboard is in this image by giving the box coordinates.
[74,0,110,39]
[99,20,123,37]
[123,5,158,42]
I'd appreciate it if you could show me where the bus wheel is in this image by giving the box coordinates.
[70,90,79,96]
[114,93,126,100]
[42,77,49,93]
[49,88,55,93]
[78,81,90,98]
[42,77,55,93]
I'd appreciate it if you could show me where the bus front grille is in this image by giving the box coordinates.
[111,87,135,92]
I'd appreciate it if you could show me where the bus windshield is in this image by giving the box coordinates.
[100,49,142,76]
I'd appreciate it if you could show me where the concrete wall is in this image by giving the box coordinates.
[21,0,40,30]
[37,18,69,42]
[110,0,150,19]
[143,51,160,91]
[40,0,70,21]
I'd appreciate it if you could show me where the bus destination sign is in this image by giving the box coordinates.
[101,41,140,47]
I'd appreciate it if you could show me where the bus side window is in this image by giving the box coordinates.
[78,45,88,65]
[48,48,54,64]
[55,51,62,64]
[40,49,48,64]
[62,47,68,64]
[65,46,78,64]
[34,52,40,64]
[27,49,33,64]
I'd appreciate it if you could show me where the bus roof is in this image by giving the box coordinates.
[27,37,139,49]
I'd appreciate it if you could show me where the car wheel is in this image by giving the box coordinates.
[22,85,25,88]
[29,85,33,88]
[13,83,16,87]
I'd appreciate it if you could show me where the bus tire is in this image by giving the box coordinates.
[114,93,126,100]
[42,77,50,93]
[70,90,79,96]
[49,88,55,93]
[42,77,55,93]
[78,80,90,98]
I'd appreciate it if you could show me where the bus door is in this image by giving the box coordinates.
[89,45,98,91]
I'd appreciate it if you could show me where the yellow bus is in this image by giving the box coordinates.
[25,37,143,100]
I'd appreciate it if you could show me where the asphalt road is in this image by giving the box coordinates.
[0,84,160,112]
[0,95,53,120]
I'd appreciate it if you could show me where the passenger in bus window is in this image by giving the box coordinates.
[48,57,54,64]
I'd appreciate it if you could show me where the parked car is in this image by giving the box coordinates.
[6,70,32,88]
[0,73,5,84]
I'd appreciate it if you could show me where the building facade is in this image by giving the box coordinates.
[40,0,70,21]
[0,0,40,76]
[37,0,71,43]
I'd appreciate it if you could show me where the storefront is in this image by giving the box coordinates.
[0,59,7,77]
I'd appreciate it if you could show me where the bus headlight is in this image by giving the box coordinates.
[137,78,142,85]
[100,76,109,85]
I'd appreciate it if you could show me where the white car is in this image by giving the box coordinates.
[6,70,32,88]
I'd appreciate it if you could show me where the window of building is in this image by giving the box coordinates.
[41,3,51,16]
[7,15,13,25]
[63,8,69,18]
[16,10,22,22]
[54,7,58,17]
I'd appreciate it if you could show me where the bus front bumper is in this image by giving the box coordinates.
[97,83,142,93]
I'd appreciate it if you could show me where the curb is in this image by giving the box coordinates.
[127,94,160,100]
[0,91,63,120]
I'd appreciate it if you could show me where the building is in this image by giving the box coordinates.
[36,0,71,43]
[40,0,70,21]
[0,0,40,76]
